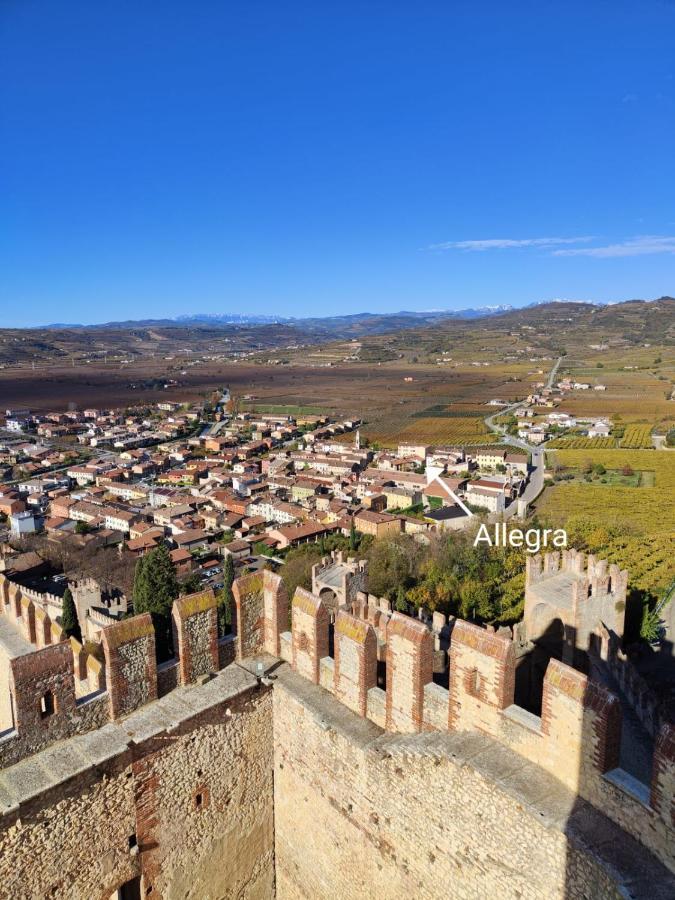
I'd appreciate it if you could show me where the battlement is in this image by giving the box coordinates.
[0,583,239,768]
[311,550,368,614]
[4,579,63,617]
[240,573,672,870]
[525,549,628,599]
[0,574,102,706]
[524,550,629,656]
[0,556,673,893]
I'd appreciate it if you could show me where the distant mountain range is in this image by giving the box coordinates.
[41,307,512,329]
[0,296,667,368]
[40,295,673,332]
[40,299,623,331]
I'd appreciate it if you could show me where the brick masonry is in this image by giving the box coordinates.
[385,613,433,733]
[333,610,377,717]
[291,588,329,684]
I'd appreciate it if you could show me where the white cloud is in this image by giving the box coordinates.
[428,236,594,251]
[553,236,675,258]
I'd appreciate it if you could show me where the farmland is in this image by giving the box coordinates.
[547,436,617,449]
[366,416,499,448]
[537,449,675,590]
[619,425,654,449]
[541,449,675,534]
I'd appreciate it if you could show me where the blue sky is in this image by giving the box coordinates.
[1,1,674,326]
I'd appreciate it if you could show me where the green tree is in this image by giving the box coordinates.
[349,518,358,552]
[179,572,202,595]
[640,606,662,643]
[218,554,235,636]
[60,587,81,642]
[394,585,408,613]
[280,544,322,600]
[458,578,487,620]
[133,544,179,660]
[366,535,422,600]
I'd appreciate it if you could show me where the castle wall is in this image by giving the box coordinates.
[273,666,669,900]
[0,746,138,899]
[234,572,265,659]
[172,589,219,685]
[0,667,274,900]
[0,554,672,898]
[0,643,15,732]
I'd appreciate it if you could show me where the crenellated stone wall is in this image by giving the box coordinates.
[0,553,672,899]
[272,666,674,900]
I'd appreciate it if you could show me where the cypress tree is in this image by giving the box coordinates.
[60,587,81,642]
[133,544,179,660]
[349,518,358,552]
[217,554,235,636]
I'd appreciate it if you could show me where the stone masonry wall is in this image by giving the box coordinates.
[273,667,674,900]
[172,589,219,685]
[0,668,274,900]
[101,614,157,720]
[132,687,274,899]
[0,747,138,898]
[234,573,265,659]
[0,557,673,899]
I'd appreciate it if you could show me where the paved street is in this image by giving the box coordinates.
[483,356,562,519]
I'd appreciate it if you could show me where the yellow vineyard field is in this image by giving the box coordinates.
[619,425,653,449]
[561,393,674,424]
[538,449,675,589]
[367,416,499,448]
[541,449,675,534]
[547,436,616,449]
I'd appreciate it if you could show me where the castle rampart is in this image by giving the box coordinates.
[311,550,368,614]
[0,551,672,897]
[272,665,674,900]
[524,549,629,659]
[0,665,273,900]
[0,585,240,768]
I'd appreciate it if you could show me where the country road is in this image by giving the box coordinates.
[483,356,563,519]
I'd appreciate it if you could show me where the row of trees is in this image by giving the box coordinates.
[278,523,527,626]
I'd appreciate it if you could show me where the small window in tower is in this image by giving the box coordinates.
[193,784,209,810]
[466,668,482,697]
[40,690,55,718]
